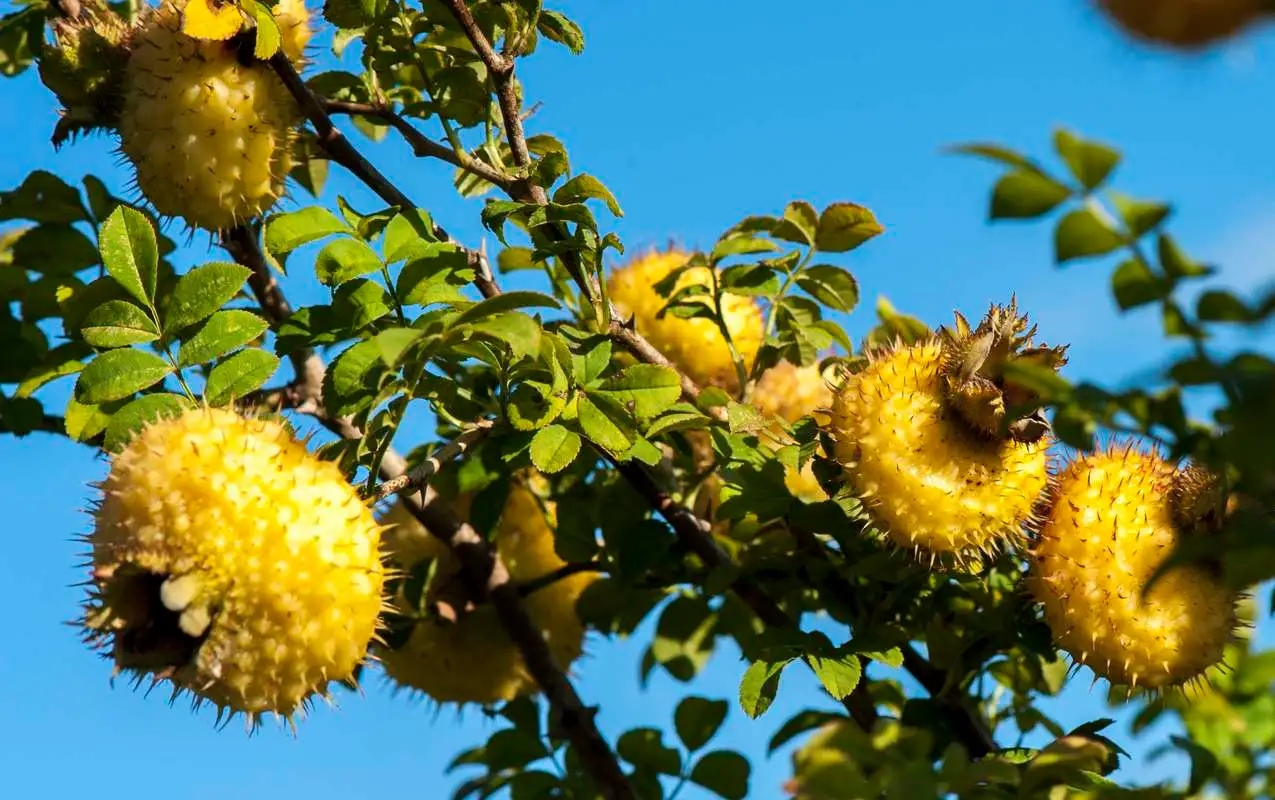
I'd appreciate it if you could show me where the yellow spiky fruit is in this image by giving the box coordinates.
[607,247,764,393]
[117,0,311,231]
[1096,0,1273,49]
[753,359,834,502]
[78,407,386,727]
[376,477,596,705]
[826,301,1064,565]
[1028,448,1238,690]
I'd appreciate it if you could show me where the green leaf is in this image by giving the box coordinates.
[674,696,728,752]
[452,290,560,327]
[689,750,751,800]
[529,424,581,473]
[382,208,438,263]
[711,234,781,263]
[333,278,394,331]
[177,309,269,368]
[14,343,89,398]
[103,393,193,453]
[815,202,884,252]
[739,657,792,719]
[777,201,818,245]
[1053,208,1125,264]
[1110,192,1170,238]
[64,394,118,442]
[265,206,351,255]
[75,349,173,403]
[324,339,384,416]
[576,393,633,454]
[99,206,159,307]
[0,170,89,224]
[315,237,383,286]
[397,246,472,307]
[1053,129,1120,191]
[204,348,281,405]
[616,728,681,775]
[989,171,1071,220]
[947,142,1042,172]
[80,300,160,348]
[1197,290,1251,323]
[1157,233,1212,280]
[163,262,251,334]
[594,365,681,419]
[796,265,859,312]
[1110,259,1168,310]
[804,652,862,700]
[719,263,780,297]
[767,710,841,755]
[553,174,622,217]
[496,246,539,273]
[372,327,425,367]
[9,224,100,276]
[538,9,585,54]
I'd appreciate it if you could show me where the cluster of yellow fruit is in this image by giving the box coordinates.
[609,247,1241,692]
[39,0,310,231]
[77,406,598,727]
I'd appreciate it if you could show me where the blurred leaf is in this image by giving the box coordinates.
[204,349,280,405]
[1110,192,1170,238]
[1053,129,1120,191]
[616,728,682,776]
[99,206,159,307]
[1110,259,1168,310]
[689,750,751,800]
[315,237,383,286]
[674,696,728,752]
[103,393,193,453]
[80,301,160,348]
[163,262,251,334]
[1157,233,1212,280]
[768,710,841,755]
[815,202,883,252]
[1170,736,1219,794]
[1054,208,1124,263]
[989,171,1071,219]
[75,349,173,404]
[947,142,1043,172]
[1197,290,1251,323]
[796,265,859,313]
[0,171,88,224]
[10,224,100,276]
[529,424,581,473]
[177,309,269,368]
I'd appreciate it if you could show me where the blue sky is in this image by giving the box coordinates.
[3,0,1275,797]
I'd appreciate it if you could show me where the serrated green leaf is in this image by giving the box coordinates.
[796,265,859,312]
[719,263,780,297]
[804,652,862,700]
[529,424,581,473]
[777,201,818,245]
[315,237,383,286]
[248,2,281,58]
[372,327,424,367]
[538,9,585,53]
[265,206,350,255]
[552,174,622,217]
[466,312,543,359]
[452,290,560,326]
[99,206,158,307]
[815,202,883,252]
[177,309,269,367]
[382,208,437,263]
[80,300,160,348]
[616,728,681,776]
[689,751,750,800]
[989,171,1071,220]
[333,278,393,330]
[163,262,251,333]
[594,365,680,419]
[324,339,384,416]
[675,696,728,752]
[103,393,193,452]
[739,657,792,718]
[75,349,173,403]
[711,234,780,263]
[204,348,280,405]
[1053,129,1120,191]
[397,246,472,307]
[1054,208,1125,264]
[577,393,633,453]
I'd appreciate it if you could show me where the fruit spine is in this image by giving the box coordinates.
[78,407,387,728]
[825,299,1065,565]
[1028,447,1240,690]
[116,0,312,231]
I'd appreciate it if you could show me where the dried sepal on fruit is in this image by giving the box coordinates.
[37,0,133,145]
[1028,446,1241,691]
[116,0,312,232]
[78,406,387,730]
[1096,0,1274,50]
[607,246,764,394]
[825,299,1064,567]
[375,475,597,706]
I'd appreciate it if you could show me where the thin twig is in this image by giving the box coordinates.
[516,561,609,598]
[372,419,495,501]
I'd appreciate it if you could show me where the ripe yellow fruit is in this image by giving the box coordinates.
[78,407,386,727]
[1028,447,1238,690]
[1096,0,1271,49]
[607,247,765,393]
[753,359,834,502]
[826,301,1063,564]
[376,478,596,705]
[117,0,311,231]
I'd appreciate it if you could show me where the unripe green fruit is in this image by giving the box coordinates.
[38,7,131,127]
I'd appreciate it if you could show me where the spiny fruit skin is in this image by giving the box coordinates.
[38,2,132,127]
[376,478,596,706]
[827,339,1051,562]
[753,359,833,502]
[117,0,311,231]
[1028,447,1238,690]
[1097,0,1272,49]
[79,407,386,726]
[607,247,764,393]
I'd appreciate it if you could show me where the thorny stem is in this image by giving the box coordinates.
[220,228,637,800]
[516,561,609,598]
[371,418,495,501]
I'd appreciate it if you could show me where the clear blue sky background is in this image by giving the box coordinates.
[2,1,1275,797]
